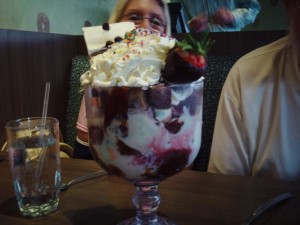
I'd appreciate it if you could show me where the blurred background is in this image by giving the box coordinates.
[0,0,288,35]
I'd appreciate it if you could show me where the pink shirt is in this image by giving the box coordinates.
[77,97,88,133]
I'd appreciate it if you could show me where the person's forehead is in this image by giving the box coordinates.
[123,0,165,16]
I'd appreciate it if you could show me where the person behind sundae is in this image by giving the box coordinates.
[186,0,260,32]
[74,0,172,159]
[208,0,300,181]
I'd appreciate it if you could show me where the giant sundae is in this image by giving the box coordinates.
[81,23,213,183]
[81,22,213,225]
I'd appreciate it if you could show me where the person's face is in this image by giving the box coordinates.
[119,0,166,34]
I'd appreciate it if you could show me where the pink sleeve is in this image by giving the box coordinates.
[76,96,88,133]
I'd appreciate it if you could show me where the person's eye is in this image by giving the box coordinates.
[128,14,141,21]
[151,17,163,26]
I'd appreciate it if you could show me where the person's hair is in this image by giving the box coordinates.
[108,0,171,35]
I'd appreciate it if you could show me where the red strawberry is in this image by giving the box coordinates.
[177,50,207,69]
[163,32,214,83]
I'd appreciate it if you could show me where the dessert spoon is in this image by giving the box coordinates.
[60,170,108,191]
[241,192,293,225]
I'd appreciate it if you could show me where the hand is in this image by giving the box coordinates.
[212,8,234,27]
[188,14,208,33]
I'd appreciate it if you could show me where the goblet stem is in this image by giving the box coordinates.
[118,184,177,225]
[133,185,160,223]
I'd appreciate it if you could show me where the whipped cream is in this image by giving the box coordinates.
[80,28,175,87]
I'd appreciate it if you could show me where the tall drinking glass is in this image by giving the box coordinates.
[5,117,61,217]
[85,80,203,224]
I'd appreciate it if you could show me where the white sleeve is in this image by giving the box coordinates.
[231,0,260,30]
[207,67,251,176]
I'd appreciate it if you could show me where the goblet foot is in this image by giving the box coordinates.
[117,216,178,225]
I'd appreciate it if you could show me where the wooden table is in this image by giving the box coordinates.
[0,154,299,225]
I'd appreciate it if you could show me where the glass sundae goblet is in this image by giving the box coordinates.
[84,80,204,225]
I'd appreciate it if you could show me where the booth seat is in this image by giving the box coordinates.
[65,56,89,151]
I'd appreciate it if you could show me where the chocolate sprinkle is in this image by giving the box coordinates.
[105,41,114,48]
[102,22,110,31]
[114,36,123,42]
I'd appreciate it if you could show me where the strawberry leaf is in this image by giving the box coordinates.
[175,32,214,56]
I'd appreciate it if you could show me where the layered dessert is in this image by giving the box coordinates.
[81,25,211,183]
